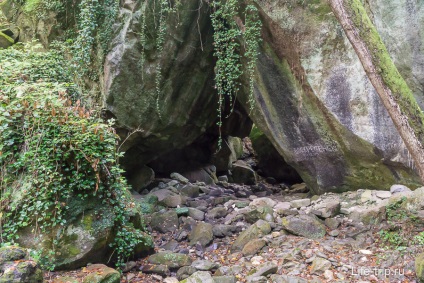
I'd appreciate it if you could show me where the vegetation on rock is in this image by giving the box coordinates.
[0,43,152,270]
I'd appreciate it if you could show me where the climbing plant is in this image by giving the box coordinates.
[243,4,262,111]
[210,0,261,148]
[0,43,152,270]
[153,0,181,118]
[72,0,120,80]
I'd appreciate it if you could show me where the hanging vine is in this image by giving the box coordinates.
[210,0,262,148]
[72,0,120,80]
[244,4,262,112]
[154,0,169,119]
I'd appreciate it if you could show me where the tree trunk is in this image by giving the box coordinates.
[329,0,424,184]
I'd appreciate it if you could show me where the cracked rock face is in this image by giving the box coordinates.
[103,0,217,170]
[237,0,423,193]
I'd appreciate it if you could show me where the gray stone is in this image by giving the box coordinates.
[170,172,189,183]
[390,184,412,194]
[189,222,214,247]
[188,200,208,208]
[274,202,292,215]
[140,264,170,277]
[242,239,267,256]
[250,262,278,277]
[246,276,268,283]
[213,276,237,283]
[151,210,179,233]
[180,184,200,198]
[324,218,341,230]
[148,252,191,269]
[177,266,197,280]
[269,274,308,283]
[328,230,340,237]
[290,199,311,208]
[149,189,177,202]
[250,197,277,208]
[282,215,326,239]
[213,224,236,237]
[183,167,218,185]
[163,194,185,208]
[310,257,332,275]
[244,206,274,223]
[348,204,386,225]
[206,207,228,219]
[191,259,219,271]
[375,190,392,199]
[231,220,271,252]
[184,271,214,283]
[161,240,179,252]
[212,136,244,172]
[188,208,205,221]
[320,201,341,218]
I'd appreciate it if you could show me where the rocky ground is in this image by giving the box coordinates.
[43,174,424,283]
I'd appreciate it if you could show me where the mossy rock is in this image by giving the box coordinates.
[0,260,43,283]
[281,215,326,239]
[82,264,120,283]
[0,30,13,48]
[0,246,26,264]
[147,252,191,269]
[15,194,153,270]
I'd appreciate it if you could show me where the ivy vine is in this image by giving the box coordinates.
[0,43,152,270]
[210,0,262,148]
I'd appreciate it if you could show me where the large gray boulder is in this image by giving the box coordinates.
[237,0,423,194]
[104,0,217,170]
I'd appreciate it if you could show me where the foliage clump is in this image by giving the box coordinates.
[0,43,152,270]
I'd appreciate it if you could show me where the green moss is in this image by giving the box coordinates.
[309,0,332,20]
[347,0,424,144]
[82,214,93,231]
[22,0,42,14]
[249,125,262,143]
[67,245,81,257]
[0,30,14,44]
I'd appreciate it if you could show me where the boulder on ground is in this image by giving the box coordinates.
[148,252,191,269]
[231,220,271,252]
[231,160,257,185]
[282,215,326,239]
[82,264,120,283]
[189,222,214,247]
[0,246,43,283]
